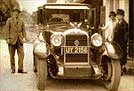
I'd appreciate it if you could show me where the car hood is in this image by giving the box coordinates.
[47,23,72,32]
[47,23,88,36]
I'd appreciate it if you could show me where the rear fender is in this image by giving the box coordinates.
[103,42,123,60]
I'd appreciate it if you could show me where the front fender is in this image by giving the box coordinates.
[33,42,49,58]
[103,42,123,59]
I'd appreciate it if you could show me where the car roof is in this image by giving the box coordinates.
[43,3,90,10]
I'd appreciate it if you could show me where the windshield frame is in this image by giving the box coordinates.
[43,4,90,25]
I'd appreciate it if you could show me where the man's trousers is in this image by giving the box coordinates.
[8,39,24,71]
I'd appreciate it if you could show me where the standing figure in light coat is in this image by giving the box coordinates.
[5,7,27,74]
[102,11,117,42]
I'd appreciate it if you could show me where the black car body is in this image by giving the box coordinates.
[33,3,122,91]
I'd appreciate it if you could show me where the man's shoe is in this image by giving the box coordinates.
[11,70,15,74]
[18,70,27,74]
[121,70,124,76]
[121,66,127,76]
[122,67,127,73]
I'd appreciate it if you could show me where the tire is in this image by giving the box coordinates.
[37,58,47,90]
[102,59,121,91]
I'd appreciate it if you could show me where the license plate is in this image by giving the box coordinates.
[65,46,88,54]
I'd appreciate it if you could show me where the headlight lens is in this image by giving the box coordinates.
[51,34,63,46]
[91,33,103,47]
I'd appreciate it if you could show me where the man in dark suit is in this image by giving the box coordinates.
[114,9,128,73]
[6,7,26,73]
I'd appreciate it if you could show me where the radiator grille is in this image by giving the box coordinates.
[66,35,87,46]
[66,54,88,63]
[65,34,88,63]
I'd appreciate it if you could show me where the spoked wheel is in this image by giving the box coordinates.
[101,59,121,91]
[37,58,48,90]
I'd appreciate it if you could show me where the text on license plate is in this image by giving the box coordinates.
[65,47,88,54]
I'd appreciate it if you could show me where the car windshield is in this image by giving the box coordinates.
[45,9,88,24]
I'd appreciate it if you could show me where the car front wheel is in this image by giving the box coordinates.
[102,59,121,91]
[37,58,47,90]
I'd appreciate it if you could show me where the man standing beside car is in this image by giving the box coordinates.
[114,9,128,74]
[5,7,26,74]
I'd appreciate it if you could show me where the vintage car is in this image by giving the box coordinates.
[33,3,122,91]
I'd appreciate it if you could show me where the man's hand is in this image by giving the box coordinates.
[22,38,26,43]
[6,39,10,44]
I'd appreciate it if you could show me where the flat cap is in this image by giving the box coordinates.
[12,7,21,13]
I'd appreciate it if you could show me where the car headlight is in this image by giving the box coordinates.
[91,33,103,47]
[51,34,63,46]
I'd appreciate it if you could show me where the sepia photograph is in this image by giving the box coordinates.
[0,0,134,91]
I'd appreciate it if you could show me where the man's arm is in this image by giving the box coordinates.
[22,21,26,39]
[125,23,129,43]
[5,19,10,40]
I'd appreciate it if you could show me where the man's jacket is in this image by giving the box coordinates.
[6,17,26,45]
[114,19,128,65]
[114,19,128,46]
